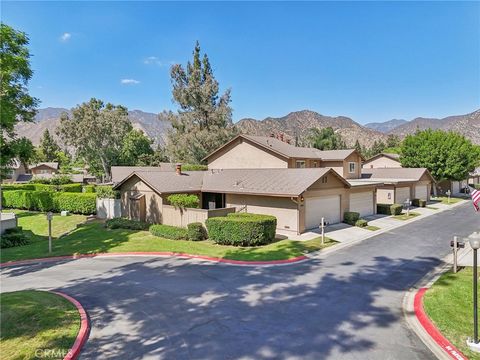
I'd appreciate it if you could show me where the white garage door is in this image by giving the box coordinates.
[452,181,461,195]
[305,195,341,229]
[350,191,374,217]
[395,187,411,204]
[415,185,428,200]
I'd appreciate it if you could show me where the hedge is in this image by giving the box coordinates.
[1,190,96,214]
[205,213,277,246]
[411,198,426,207]
[187,222,208,241]
[149,224,188,240]
[344,211,360,226]
[1,184,35,191]
[96,185,119,199]
[2,184,82,193]
[167,194,200,209]
[83,185,96,193]
[105,217,149,230]
[377,203,403,215]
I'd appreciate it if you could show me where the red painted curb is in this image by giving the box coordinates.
[0,252,308,268]
[414,287,469,360]
[51,291,90,360]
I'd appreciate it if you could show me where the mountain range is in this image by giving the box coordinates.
[14,107,480,147]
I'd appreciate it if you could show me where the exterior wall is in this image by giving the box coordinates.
[31,165,56,175]
[348,187,377,216]
[226,194,299,233]
[119,176,163,223]
[377,187,395,205]
[287,158,322,168]
[0,213,18,235]
[96,198,122,220]
[320,160,344,177]
[162,205,235,227]
[362,157,401,169]
[321,153,362,179]
[208,139,288,169]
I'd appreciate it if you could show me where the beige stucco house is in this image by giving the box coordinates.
[362,153,401,169]
[29,162,59,176]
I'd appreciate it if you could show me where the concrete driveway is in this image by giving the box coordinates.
[1,203,477,360]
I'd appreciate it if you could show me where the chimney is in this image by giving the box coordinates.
[270,133,275,138]
[175,163,182,175]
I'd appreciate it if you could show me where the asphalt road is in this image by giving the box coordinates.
[2,202,477,360]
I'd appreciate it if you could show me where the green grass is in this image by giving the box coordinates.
[393,211,420,221]
[1,210,336,263]
[424,268,480,360]
[430,196,464,205]
[365,225,380,231]
[0,290,80,360]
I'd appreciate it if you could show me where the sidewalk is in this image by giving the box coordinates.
[282,199,468,244]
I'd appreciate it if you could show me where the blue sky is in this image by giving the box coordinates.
[2,1,479,124]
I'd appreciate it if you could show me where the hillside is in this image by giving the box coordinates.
[364,119,408,133]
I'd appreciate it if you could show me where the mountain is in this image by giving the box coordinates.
[236,110,388,148]
[387,110,480,144]
[14,107,171,146]
[364,119,408,133]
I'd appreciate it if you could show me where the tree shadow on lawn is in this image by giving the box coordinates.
[52,254,440,359]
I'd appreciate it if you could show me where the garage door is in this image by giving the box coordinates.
[395,187,411,204]
[415,185,428,200]
[452,181,461,195]
[350,191,374,217]
[305,195,341,229]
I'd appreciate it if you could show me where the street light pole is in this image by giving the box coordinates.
[467,232,480,351]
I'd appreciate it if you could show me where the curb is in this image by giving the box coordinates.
[51,291,90,360]
[0,252,308,268]
[413,288,468,360]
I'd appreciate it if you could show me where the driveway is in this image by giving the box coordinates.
[1,203,477,360]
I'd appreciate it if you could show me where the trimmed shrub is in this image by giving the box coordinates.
[182,164,208,171]
[96,185,119,199]
[1,184,35,191]
[344,211,360,226]
[167,193,200,209]
[30,177,51,184]
[50,175,72,185]
[53,193,96,214]
[377,203,403,215]
[411,198,427,207]
[106,217,148,230]
[58,184,82,193]
[149,224,188,240]
[83,185,96,193]
[206,213,277,246]
[475,184,480,190]
[187,222,208,241]
[355,219,368,228]
[32,184,55,192]
[1,227,29,248]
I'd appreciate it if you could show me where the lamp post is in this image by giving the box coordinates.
[467,232,480,352]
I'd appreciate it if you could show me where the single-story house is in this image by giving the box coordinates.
[113,166,378,234]
[362,167,435,205]
[203,134,364,179]
[29,162,59,175]
[2,159,27,183]
[362,153,401,169]
[111,164,175,183]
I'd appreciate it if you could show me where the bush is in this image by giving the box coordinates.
[182,164,208,171]
[411,198,427,207]
[377,203,403,215]
[344,211,360,226]
[187,222,208,241]
[58,184,82,193]
[167,193,200,209]
[1,184,35,191]
[30,177,51,184]
[50,175,72,185]
[1,190,96,214]
[32,184,55,192]
[96,185,119,199]
[206,213,277,246]
[1,227,29,248]
[83,185,96,193]
[475,184,480,190]
[149,224,188,240]
[355,219,368,228]
[106,217,149,230]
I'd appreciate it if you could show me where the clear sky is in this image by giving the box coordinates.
[2,1,479,124]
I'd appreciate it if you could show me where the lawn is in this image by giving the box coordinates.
[430,196,464,205]
[0,290,80,360]
[393,211,420,221]
[424,268,480,360]
[1,210,336,263]
[365,225,380,231]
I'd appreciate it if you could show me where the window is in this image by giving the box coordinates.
[313,161,318,168]
[321,176,328,184]
[387,193,392,200]
[348,162,356,174]
[296,160,306,168]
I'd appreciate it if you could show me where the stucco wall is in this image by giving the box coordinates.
[321,153,362,179]
[31,165,56,175]
[363,157,401,169]
[119,176,163,223]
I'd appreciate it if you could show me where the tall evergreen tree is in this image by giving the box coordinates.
[39,129,60,161]
[307,127,346,150]
[164,42,237,164]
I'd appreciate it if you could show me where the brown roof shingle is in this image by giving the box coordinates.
[362,167,432,182]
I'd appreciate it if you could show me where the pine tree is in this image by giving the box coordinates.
[39,129,61,161]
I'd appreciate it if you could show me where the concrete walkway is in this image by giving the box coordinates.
[282,199,468,244]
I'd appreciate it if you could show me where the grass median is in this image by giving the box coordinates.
[1,210,336,263]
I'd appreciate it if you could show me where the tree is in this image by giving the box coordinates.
[368,140,386,158]
[400,129,480,181]
[137,145,170,166]
[307,127,346,150]
[165,41,237,163]
[39,129,61,161]
[120,129,154,165]
[354,140,362,154]
[12,137,35,170]
[0,24,39,178]
[386,134,401,148]
[56,98,132,180]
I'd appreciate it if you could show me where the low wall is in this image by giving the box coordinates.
[0,213,18,234]
[162,205,235,227]
[96,198,121,220]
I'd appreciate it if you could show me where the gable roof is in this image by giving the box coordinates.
[364,152,401,164]
[111,164,175,183]
[203,134,360,162]
[113,168,350,197]
[362,167,434,182]
[30,162,59,170]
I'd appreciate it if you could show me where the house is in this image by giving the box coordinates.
[362,153,401,169]
[111,164,175,183]
[204,134,364,179]
[29,162,59,176]
[362,167,435,204]
[436,179,469,196]
[113,165,380,234]
[2,159,28,183]
[469,167,480,186]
